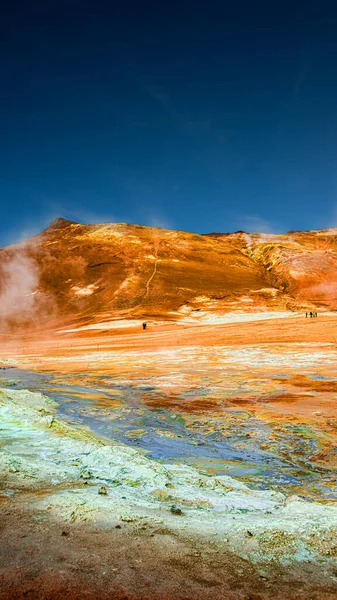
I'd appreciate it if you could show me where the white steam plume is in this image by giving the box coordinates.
[0,249,42,327]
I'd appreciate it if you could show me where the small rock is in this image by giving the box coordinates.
[170,505,183,515]
[121,515,134,522]
[61,531,69,537]
[98,486,107,496]
[115,524,121,529]
[80,468,92,480]
[246,530,253,537]
[9,465,19,473]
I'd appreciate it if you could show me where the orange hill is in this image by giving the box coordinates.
[0,218,336,329]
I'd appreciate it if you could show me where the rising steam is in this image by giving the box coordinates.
[0,247,52,329]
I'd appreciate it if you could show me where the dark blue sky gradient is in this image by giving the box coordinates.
[1,0,337,244]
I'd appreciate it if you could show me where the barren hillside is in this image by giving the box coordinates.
[0,218,336,330]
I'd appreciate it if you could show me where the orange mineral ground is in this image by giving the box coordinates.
[1,221,337,599]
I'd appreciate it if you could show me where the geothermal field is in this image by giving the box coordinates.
[2,219,337,599]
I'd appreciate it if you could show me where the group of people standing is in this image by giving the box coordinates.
[306,311,317,318]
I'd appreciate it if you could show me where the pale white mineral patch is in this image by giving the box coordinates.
[1,387,337,564]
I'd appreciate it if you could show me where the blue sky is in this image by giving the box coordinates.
[1,0,337,244]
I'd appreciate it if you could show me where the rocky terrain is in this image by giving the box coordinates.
[2,381,337,600]
[1,220,337,599]
[1,218,337,330]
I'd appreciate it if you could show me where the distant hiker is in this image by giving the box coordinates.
[310,311,312,318]
[305,312,308,318]
[142,322,147,330]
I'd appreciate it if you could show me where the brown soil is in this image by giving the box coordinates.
[143,394,229,413]
[230,393,313,404]
[290,374,337,393]
[1,494,336,600]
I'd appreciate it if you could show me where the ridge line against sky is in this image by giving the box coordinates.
[1,0,337,245]
[2,216,337,250]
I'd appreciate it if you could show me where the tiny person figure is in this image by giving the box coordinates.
[310,311,312,318]
[142,322,147,330]
[306,312,308,318]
